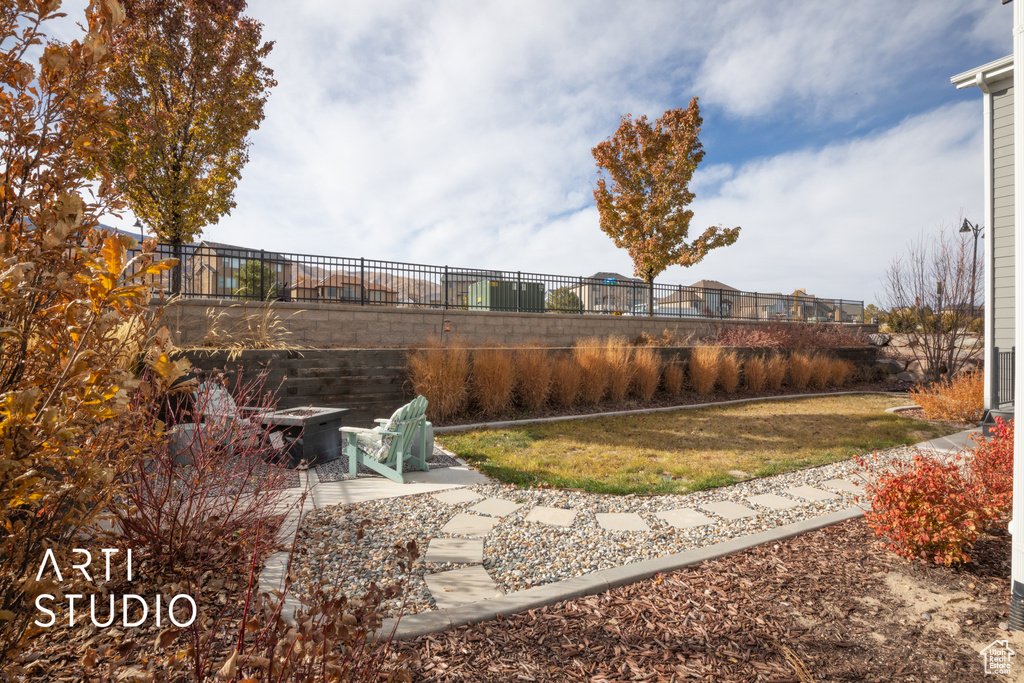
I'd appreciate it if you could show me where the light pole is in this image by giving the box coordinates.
[960,218,983,318]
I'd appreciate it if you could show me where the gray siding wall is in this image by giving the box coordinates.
[992,83,1015,352]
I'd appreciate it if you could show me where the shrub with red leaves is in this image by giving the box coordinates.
[969,417,1013,520]
[861,452,989,566]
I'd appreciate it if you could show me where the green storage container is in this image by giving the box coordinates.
[467,280,545,312]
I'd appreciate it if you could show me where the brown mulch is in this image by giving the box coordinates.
[436,381,915,428]
[396,519,1015,682]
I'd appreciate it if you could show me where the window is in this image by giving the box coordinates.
[217,276,236,289]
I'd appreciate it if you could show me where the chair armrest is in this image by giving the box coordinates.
[374,418,390,424]
[340,427,374,434]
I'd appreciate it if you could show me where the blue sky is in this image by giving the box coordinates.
[89,0,1014,305]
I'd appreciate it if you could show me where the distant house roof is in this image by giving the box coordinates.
[199,240,290,263]
[584,271,642,283]
[290,276,319,289]
[689,279,738,291]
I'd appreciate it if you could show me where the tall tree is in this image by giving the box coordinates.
[592,99,741,316]
[105,0,276,291]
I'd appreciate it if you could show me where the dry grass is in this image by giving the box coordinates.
[440,395,956,495]
[829,358,856,387]
[808,354,832,390]
[631,346,662,401]
[469,347,516,417]
[718,351,740,393]
[688,346,721,395]
[787,352,813,390]
[743,356,767,394]
[765,354,787,390]
[195,302,297,357]
[574,338,610,405]
[604,337,634,402]
[908,370,984,423]
[662,362,685,396]
[513,348,551,412]
[407,342,471,421]
[549,356,581,407]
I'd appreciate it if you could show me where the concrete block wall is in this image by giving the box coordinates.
[162,298,878,349]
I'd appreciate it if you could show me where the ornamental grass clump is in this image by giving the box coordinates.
[469,346,516,417]
[407,342,470,421]
[574,338,610,405]
[808,353,832,390]
[787,352,813,390]
[631,346,662,401]
[662,362,685,396]
[765,353,787,390]
[688,346,721,395]
[513,347,552,412]
[718,351,740,393]
[549,356,581,407]
[743,356,767,393]
[604,336,634,402]
[829,358,856,387]
[907,369,984,423]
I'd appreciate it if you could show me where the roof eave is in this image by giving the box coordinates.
[951,54,1014,89]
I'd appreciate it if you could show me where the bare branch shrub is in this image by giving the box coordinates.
[881,219,984,381]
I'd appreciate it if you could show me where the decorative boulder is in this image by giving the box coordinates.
[867,333,892,347]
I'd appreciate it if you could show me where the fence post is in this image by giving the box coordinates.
[443,265,449,310]
[719,289,724,319]
[360,257,365,306]
[517,271,521,312]
[259,249,265,301]
[579,277,584,314]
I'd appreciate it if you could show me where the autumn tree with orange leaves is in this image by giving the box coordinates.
[105,0,276,291]
[592,98,741,315]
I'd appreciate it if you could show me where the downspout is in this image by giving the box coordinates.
[975,71,997,413]
[1011,0,1024,632]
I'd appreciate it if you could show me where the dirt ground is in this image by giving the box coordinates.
[396,519,1022,682]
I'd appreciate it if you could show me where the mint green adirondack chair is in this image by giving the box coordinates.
[340,396,431,483]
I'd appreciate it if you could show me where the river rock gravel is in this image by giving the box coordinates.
[290,445,921,617]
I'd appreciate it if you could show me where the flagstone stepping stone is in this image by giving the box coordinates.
[440,513,499,537]
[784,485,839,502]
[821,478,866,495]
[654,508,715,529]
[700,501,759,520]
[425,566,502,609]
[525,506,577,527]
[431,489,484,505]
[595,512,650,532]
[747,493,800,510]
[423,537,484,564]
[469,498,524,518]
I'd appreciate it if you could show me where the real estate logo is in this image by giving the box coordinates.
[981,639,1015,676]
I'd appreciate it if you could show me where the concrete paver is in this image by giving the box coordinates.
[821,478,866,495]
[595,512,650,532]
[440,513,499,537]
[654,508,715,529]
[425,566,503,609]
[747,493,800,510]
[423,537,485,564]
[701,501,759,519]
[784,485,839,502]
[469,498,525,518]
[525,506,577,527]
[432,489,484,505]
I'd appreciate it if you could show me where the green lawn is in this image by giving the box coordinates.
[438,395,961,495]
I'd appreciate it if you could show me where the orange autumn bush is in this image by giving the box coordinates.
[908,370,984,423]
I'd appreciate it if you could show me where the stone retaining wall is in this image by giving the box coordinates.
[162,298,878,349]
[180,346,879,428]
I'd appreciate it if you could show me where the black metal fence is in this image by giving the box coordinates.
[995,346,1015,406]
[143,242,865,323]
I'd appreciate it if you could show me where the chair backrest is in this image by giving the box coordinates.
[197,382,238,421]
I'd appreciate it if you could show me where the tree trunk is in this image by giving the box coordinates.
[647,272,654,317]
[170,239,182,295]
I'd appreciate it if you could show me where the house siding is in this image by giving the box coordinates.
[993,84,1016,353]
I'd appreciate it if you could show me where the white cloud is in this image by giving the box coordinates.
[667,102,983,303]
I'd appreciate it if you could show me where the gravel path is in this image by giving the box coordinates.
[291,445,918,617]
